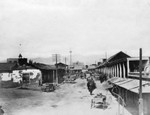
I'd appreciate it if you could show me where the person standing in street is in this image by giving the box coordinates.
[87,77,96,95]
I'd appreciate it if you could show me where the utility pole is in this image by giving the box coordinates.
[139,48,143,115]
[52,54,60,84]
[56,54,58,84]
[70,50,72,67]
[64,57,67,74]
[69,50,72,74]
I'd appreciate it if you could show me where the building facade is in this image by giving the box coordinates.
[97,51,150,115]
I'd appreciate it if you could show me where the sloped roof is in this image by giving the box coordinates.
[97,51,130,68]
[32,63,56,70]
[107,51,130,63]
[109,77,150,93]
[55,62,68,66]
[0,63,17,72]
[14,65,36,70]
[55,62,68,69]
[131,84,150,93]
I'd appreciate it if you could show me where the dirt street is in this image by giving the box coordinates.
[0,79,132,115]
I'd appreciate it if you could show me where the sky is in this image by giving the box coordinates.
[0,0,150,64]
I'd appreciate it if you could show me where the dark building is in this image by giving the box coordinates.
[7,54,28,66]
[18,54,27,66]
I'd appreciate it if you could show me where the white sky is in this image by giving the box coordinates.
[0,0,150,64]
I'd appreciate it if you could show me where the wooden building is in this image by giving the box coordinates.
[32,63,66,84]
[97,51,150,115]
[32,63,56,84]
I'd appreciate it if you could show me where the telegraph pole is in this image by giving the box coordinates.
[70,50,72,67]
[52,54,60,84]
[55,54,58,84]
[139,48,143,115]
[64,57,67,74]
[69,50,72,74]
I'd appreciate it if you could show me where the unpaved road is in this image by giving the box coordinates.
[0,79,132,115]
[0,79,91,115]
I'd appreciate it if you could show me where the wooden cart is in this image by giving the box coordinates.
[41,83,55,92]
[91,94,107,109]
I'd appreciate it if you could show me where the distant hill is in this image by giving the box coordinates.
[31,54,104,65]
[31,57,53,65]
[0,54,105,65]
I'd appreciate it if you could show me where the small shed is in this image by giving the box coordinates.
[32,63,56,84]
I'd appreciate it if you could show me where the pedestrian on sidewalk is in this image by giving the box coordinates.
[87,77,96,95]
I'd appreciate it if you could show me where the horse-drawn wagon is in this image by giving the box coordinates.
[91,93,112,109]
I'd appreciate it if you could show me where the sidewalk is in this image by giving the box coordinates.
[92,80,133,115]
